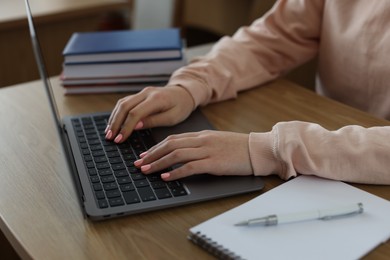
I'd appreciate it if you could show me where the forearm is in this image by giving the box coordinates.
[249,121,390,184]
[169,0,323,107]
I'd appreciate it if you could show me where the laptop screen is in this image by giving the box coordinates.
[24,0,63,135]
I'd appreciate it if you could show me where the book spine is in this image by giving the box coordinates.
[63,57,182,66]
[188,232,244,260]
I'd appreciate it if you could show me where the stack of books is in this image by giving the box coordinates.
[61,28,185,94]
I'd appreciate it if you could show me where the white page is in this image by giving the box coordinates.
[189,176,390,260]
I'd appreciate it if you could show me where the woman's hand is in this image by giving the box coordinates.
[134,130,254,181]
[105,85,194,143]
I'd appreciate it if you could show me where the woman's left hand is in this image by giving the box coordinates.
[134,130,253,181]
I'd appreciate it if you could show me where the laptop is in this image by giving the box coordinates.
[24,0,264,220]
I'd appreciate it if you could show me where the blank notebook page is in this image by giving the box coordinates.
[188,175,390,260]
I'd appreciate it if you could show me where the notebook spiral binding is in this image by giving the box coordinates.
[188,231,244,260]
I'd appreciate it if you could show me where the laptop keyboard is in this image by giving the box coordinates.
[71,115,188,209]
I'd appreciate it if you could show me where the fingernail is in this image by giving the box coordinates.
[134,159,143,167]
[139,152,148,158]
[161,172,170,180]
[104,125,110,134]
[114,134,123,143]
[134,121,144,130]
[141,164,151,172]
[105,130,112,139]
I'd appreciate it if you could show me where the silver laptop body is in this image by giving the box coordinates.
[24,0,264,220]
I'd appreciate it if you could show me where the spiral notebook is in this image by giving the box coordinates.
[188,176,390,260]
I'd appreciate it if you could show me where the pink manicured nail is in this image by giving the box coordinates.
[114,134,123,143]
[104,125,110,134]
[139,152,148,158]
[105,130,112,139]
[161,173,170,179]
[134,159,143,167]
[134,121,144,130]
[141,164,151,172]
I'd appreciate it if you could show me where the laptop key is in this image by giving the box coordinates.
[147,174,163,182]
[96,162,110,169]
[88,139,100,145]
[167,180,181,188]
[95,191,105,200]
[103,182,118,190]
[85,129,97,135]
[82,149,90,155]
[123,191,141,204]
[114,170,128,178]
[90,176,100,183]
[92,150,105,157]
[140,130,155,149]
[111,163,126,171]
[88,168,97,176]
[120,147,133,155]
[131,173,146,181]
[117,176,132,185]
[81,117,92,123]
[137,187,156,201]
[93,115,109,122]
[170,187,187,197]
[98,199,109,208]
[104,145,117,152]
[80,143,89,149]
[100,140,113,146]
[74,127,83,133]
[134,180,149,188]
[84,155,93,161]
[109,197,125,207]
[86,162,95,168]
[106,151,120,158]
[128,166,140,174]
[109,157,123,164]
[154,188,172,199]
[122,153,136,160]
[94,156,108,163]
[78,137,86,143]
[83,124,94,130]
[120,183,135,192]
[98,169,112,176]
[124,161,134,167]
[106,189,121,198]
[100,175,115,183]
[151,181,167,189]
[93,183,103,191]
[90,145,103,151]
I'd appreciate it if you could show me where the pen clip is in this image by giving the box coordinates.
[320,202,364,221]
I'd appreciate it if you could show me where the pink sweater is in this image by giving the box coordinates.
[169,0,390,184]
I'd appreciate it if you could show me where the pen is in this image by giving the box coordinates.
[234,202,364,226]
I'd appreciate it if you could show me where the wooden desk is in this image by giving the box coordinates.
[0,78,389,259]
[0,0,131,88]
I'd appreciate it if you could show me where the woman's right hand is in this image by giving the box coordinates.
[105,85,195,143]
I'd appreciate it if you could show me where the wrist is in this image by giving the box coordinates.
[168,84,197,111]
[248,132,280,176]
[168,73,210,107]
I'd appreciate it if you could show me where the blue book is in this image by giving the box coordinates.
[63,28,182,64]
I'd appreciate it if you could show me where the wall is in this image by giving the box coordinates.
[132,0,175,29]
[0,1,131,88]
